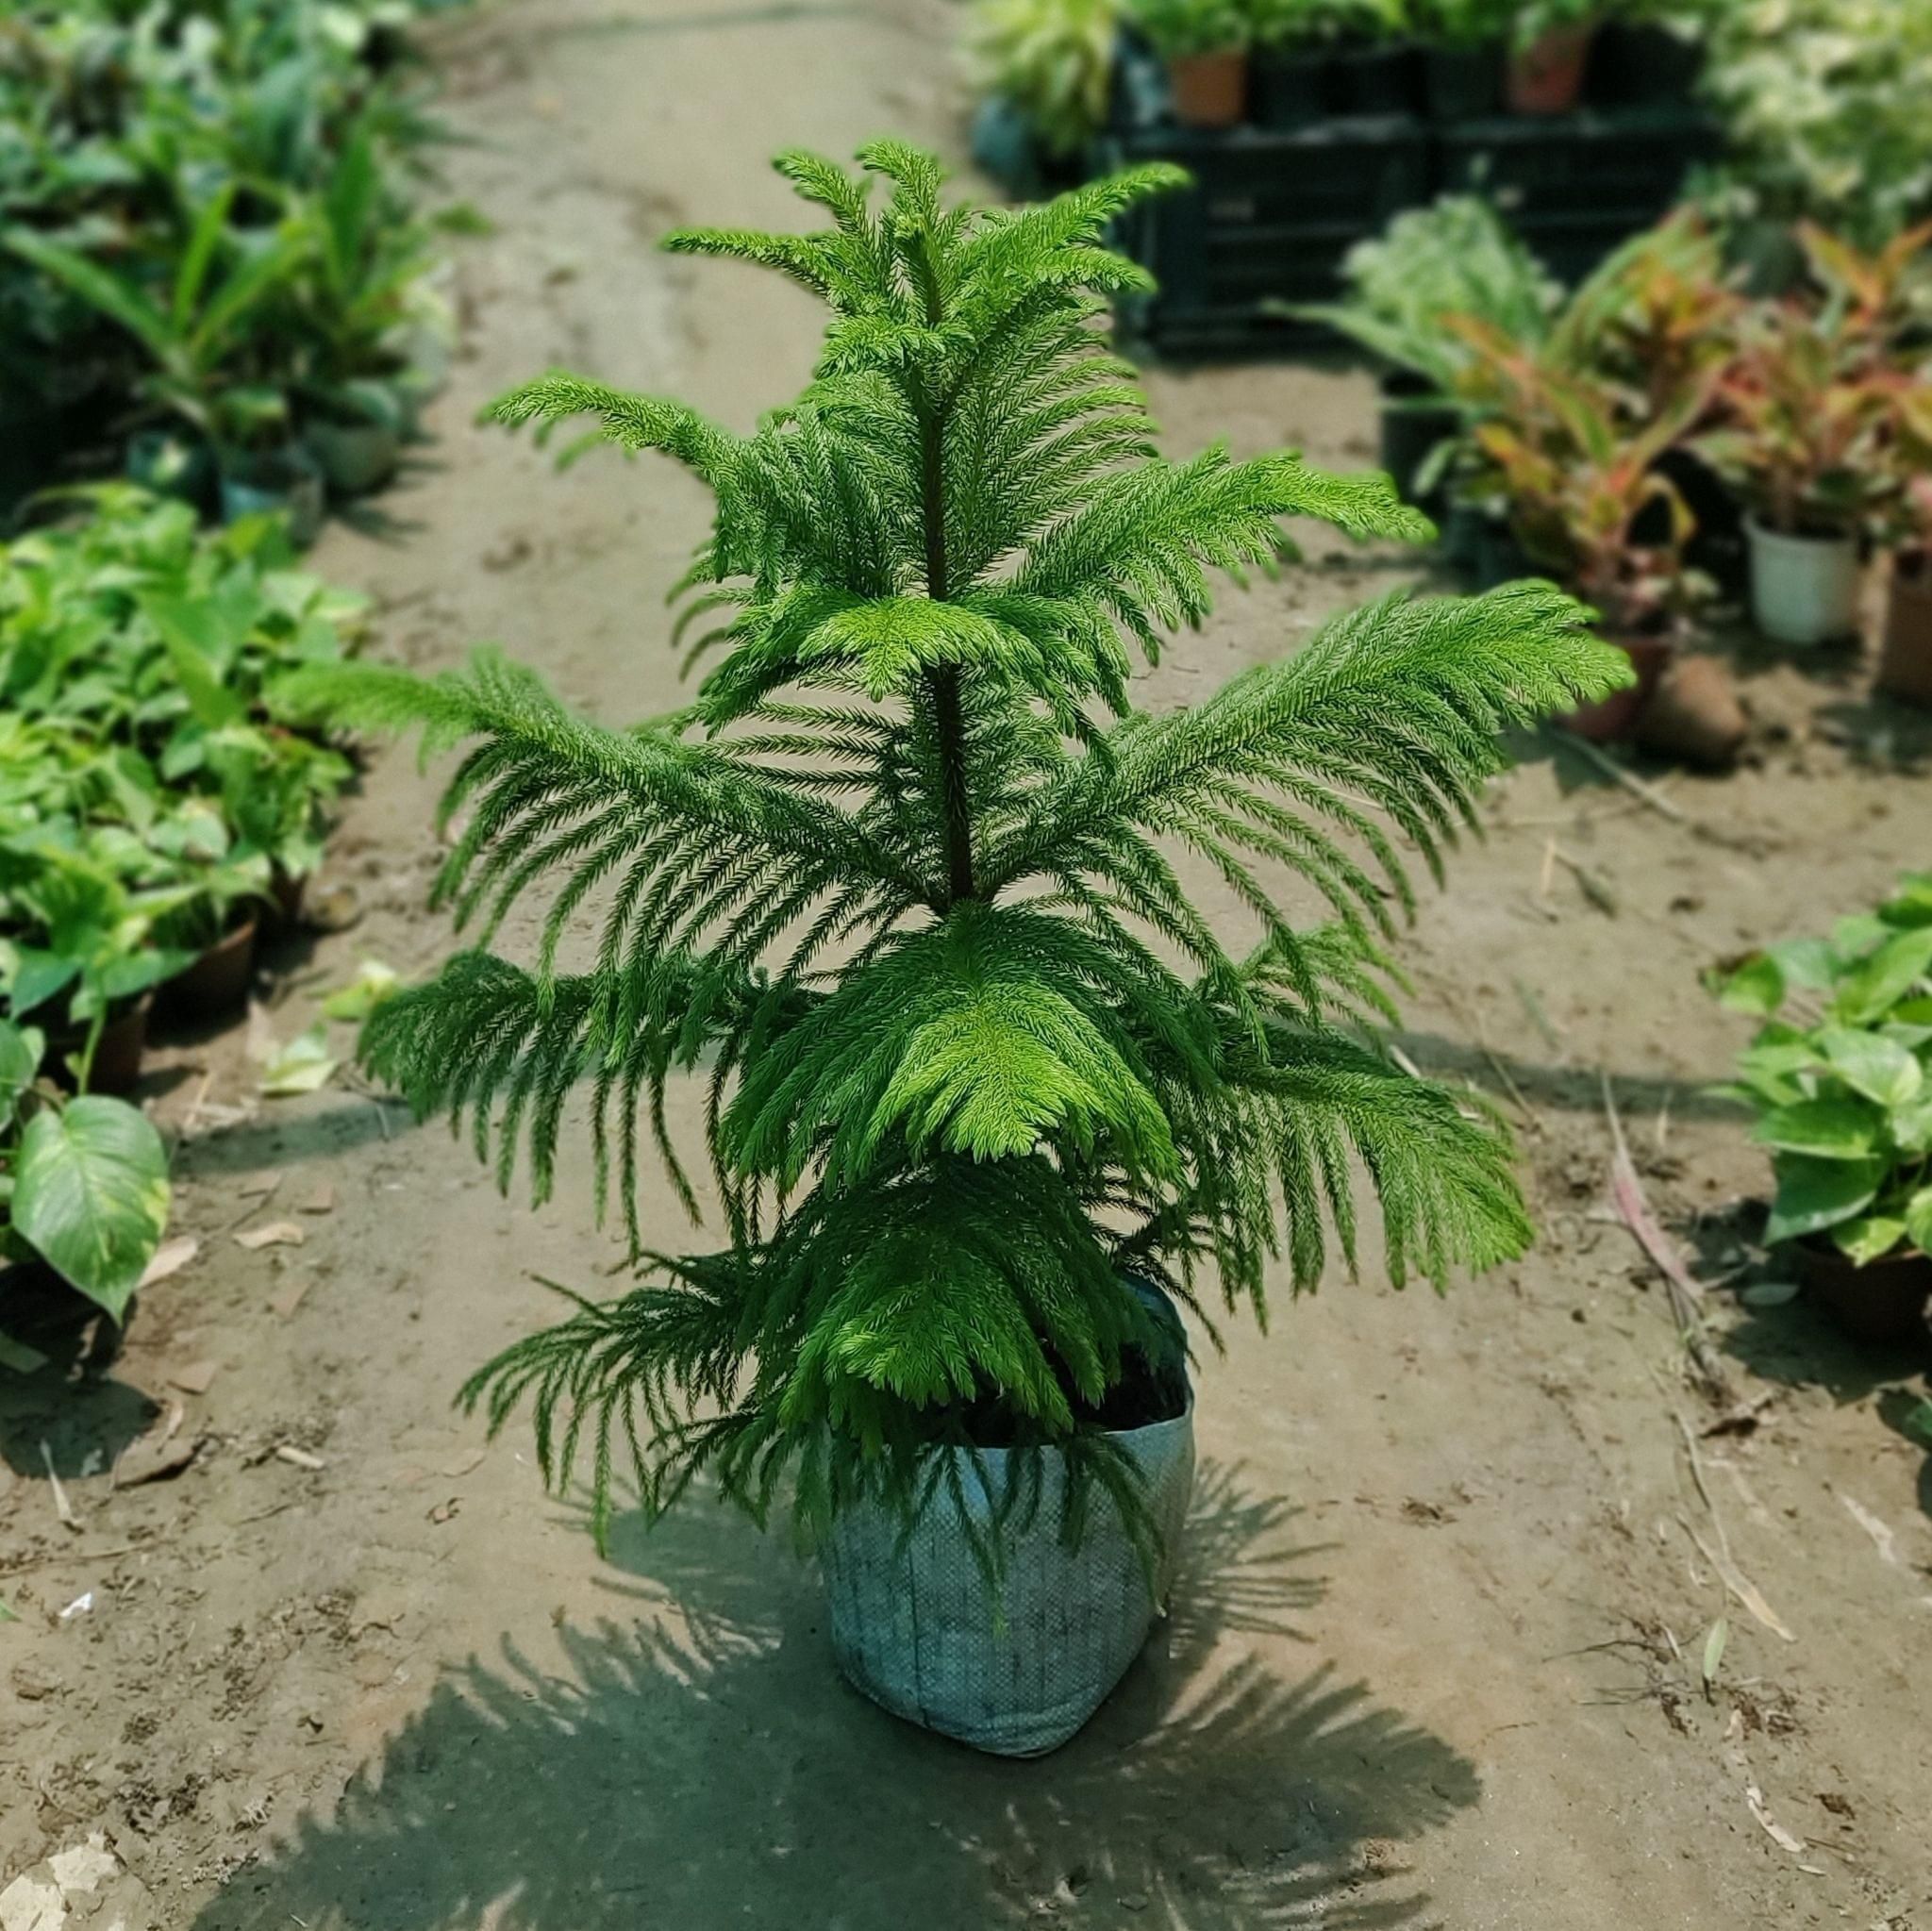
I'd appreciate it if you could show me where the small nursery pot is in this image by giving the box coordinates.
[1376,375,1459,513]
[49,996,152,1099]
[1560,632,1672,742]
[1327,38,1421,115]
[263,865,309,939]
[1249,46,1331,126]
[1878,551,1932,707]
[1745,518,1864,648]
[220,446,325,547]
[822,1403,1195,1756]
[1797,1240,1932,1347]
[158,914,259,1023]
[1506,24,1594,115]
[126,429,213,510]
[1424,40,1504,118]
[1588,21,1704,107]
[1166,49,1247,128]
[305,417,402,498]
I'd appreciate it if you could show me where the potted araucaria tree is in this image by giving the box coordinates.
[291,145,1623,1756]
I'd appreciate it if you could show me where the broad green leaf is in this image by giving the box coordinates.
[1817,1027,1923,1107]
[1833,928,1932,1025]
[1833,1215,1907,1265]
[1906,1188,1932,1257]
[1906,1397,1932,1446]
[1881,874,1932,929]
[3,949,80,1020]
[259,1025,339,1097]
[1762,1154,1885,1245]
[1716,955,1784,1017]
[141,594,247,728]
[1891,1092,1932,1154]
[1751,1096,1882,1160]
[1896,998,1932,1025]
[1830,913,1891,964]
[0,1022,42,1118]
[1766,937,1836,989]
[12,1097,171,1320]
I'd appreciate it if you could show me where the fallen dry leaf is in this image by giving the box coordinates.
[269,1277,312,1321]
[138,1237,201,1290]
[238,1172,282,1198]
[274,1444,325,1471]
[114,1403,198,1488]
[168,1359,219,1396]
[427,1496,461,1524]
[297,1184,336,1215]
[441,1446,488,1479]
[235,1221,305,1252]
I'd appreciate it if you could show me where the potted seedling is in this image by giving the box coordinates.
[1248,0,1417,121]
[1711,877,1932,1344]
[1295,194,1561,509]
[1506,0,1597,114]
[965,0,1120,192]
[0,1017,172,1350]
[291,121,438,498]
[0,724,199,1093]
[1696,271,1905,649]
[3,181,310,517]
[1129,0,1251,125]
[1449,322,1720,746]
[1413,0,1507,117]
[290,146,1623,1755]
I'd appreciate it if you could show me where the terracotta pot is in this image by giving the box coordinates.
[49,996,151,1098]
[1636,655,1747,768]
[1561,632,1672,741]
[1168,48,1247,127]
[1878,552,1932,706]
[158,914,259,1022]
[1506,23,1594,114]
[1797,1240,1932,1346]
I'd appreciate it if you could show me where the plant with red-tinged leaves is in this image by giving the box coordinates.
[1448,314,1716,637]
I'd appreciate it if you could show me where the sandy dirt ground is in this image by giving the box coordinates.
[5,1,1932,1925]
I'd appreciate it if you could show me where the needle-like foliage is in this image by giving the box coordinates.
[287,143,1627,1555]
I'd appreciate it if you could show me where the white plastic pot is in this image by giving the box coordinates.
[822,1405,1195,1756]
[1746,517,1864,647]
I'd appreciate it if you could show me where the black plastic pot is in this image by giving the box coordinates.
[1250,46,1332,126]
[1328,38,1421,116]
[1377,375,1459,512]
[1589,22,1705,108]
[1474,516,1534,591]
[1423,40,1504,119]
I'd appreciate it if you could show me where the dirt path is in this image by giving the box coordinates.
[6,2,1932,1925]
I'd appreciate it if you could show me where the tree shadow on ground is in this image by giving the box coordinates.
[193,1463,1478,1930]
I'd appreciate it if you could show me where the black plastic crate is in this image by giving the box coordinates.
[1436,108,1723,228]
[1102,122,1431,351]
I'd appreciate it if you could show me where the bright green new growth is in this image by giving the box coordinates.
[289,143,1624,1551]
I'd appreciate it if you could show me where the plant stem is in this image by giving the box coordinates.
[916,370,974,907]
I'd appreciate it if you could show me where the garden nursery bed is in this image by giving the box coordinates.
[4,0,1932,1928]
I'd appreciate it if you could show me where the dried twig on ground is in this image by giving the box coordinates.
[1603,1074,1733,1403]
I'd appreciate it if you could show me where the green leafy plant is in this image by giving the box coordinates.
[1294,195,1562,398]
[965,0,1122,161]
[1448,323,1713,633]
[0,486,361,890]
[1127,0,1250,58]
[1694,224,1929,538]
[0,1017,170,1325]
[1703,0,1932,251]
[1710,875,1932,1267]
[291,144,1623,1556]
[1247,0,1407,51]
[1409,0,1509,45]
[3,180,310,455]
